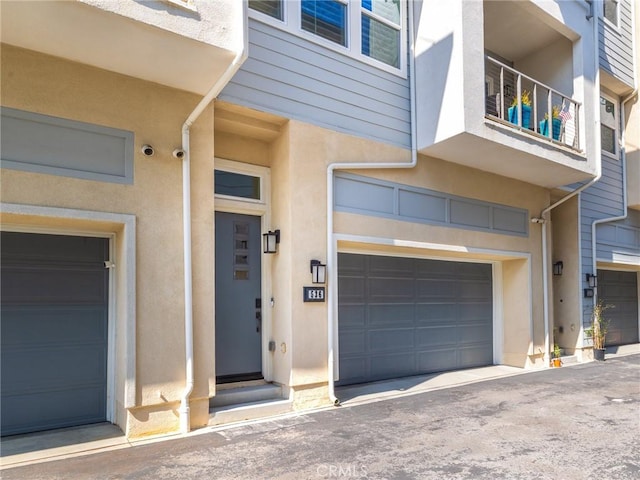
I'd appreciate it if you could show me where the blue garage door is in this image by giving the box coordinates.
[1,232,109,436]
[598,270,639,346]
[338,254,493,386]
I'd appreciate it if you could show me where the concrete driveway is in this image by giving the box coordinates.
[2,354,639,480]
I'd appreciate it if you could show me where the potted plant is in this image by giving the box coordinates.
[539,105,562,141]
[585,300,612,361]
[552,344,562,367]
[508,90,532,129]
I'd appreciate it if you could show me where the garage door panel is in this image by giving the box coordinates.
[369,353,415,378]
[415,326,458,347]
[1,386,107,436]
[368,278,414,300]
[2,267,108,305]
[416,279,457,300]
[416,349,457,372]
[368,328,415,353]
[337,277,365,301]
[338,305,366,327]
[338,253,493,386]
[597,269,639,346]
[1,232,109,436]
[1,307,107,345]
[339,331,366,355]
[368,304,414,325]
[415,303,457,323]
[369,256,414,276]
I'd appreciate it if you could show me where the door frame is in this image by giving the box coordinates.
[214,158,273,382]
[0,224,117,424]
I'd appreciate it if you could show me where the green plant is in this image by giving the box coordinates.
[544,105,560,120]
[510,90,532,107]
[585,300,613,350]
[553,344,561,359]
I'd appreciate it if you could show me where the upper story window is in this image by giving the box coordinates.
[603,0,619,27]
[600,94,618,157]
[248,0,406,76]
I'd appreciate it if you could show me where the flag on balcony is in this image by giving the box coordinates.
[559,101,572,124]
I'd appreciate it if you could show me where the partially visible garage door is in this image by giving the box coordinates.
[1,232,109,436]
[598,269,639,346]
[337,253,493,386]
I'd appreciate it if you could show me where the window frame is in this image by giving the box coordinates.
[249,0,407,78]
[600,92,619,159]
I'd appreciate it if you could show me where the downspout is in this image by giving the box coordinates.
[179,2,248,434]
[591,88,638,303]
[538,8,602,367]
[326,1,418,405]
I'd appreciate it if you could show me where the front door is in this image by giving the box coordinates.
[215,212,262,383]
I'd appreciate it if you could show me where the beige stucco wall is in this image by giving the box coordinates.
[551,196,582,353]
[1,45,216,436]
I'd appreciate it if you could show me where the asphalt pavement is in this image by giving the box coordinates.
[2,354,639,480]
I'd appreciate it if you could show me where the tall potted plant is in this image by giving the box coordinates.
[508,90,532,129]
[539,105,562,140]
[585,300,612,361]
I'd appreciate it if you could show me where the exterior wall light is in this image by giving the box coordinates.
[310,260,326,284]
[263,230,280,254]
[586,273,597,288]
[584,288,595,298]
[553,261,563,276]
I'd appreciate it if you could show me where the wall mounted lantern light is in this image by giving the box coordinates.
[586,273,597,288]
[584,288,594,298]
[310,260,327,284]
[553,261,564,276]
[263,229,280,254]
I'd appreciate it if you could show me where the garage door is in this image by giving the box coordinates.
[598,270,639,346]
[337,253,493,386]
[1,232,109,436]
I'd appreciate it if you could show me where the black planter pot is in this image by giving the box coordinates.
[593,348,606,361]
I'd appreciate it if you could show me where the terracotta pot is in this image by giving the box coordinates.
[552,358,562,368]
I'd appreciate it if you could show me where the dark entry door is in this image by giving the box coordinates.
[1,232,109,436]
[215,212,262,382]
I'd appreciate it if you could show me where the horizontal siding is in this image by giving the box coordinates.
[220,18,411,148]
[599,0,635,87]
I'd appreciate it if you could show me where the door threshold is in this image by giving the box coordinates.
[216,379,268,391]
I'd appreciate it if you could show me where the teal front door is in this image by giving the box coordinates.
[215,212,263,382]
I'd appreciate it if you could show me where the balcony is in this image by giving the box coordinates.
[414,0,598,189]
[485,56,581,153]
[0,0,244,95]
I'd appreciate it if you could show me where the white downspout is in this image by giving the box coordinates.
[326,1,418,405]
[538,8,602,367]
[591,88,638,303]
[179,3,248,434]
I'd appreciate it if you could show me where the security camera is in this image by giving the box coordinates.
[141,144,154,157]
[172,149,185,159]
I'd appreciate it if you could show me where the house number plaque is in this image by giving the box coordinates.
[303,286,325,303]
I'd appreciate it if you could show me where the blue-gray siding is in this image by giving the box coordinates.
[599,0,635,88]
[337,253,493,386]
[219,18,411,148]
[334,172,529,237]
[1,232,109,436]
[1,107,134,184]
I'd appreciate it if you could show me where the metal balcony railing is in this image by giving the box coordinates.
[485,56,581,152]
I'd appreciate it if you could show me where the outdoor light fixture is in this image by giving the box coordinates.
[586,273,597,288]
[584,288,594,298]
[553,261,564,276]
[263,229,280,254]
[310,260,327,284]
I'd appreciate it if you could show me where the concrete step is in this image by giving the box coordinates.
[209,398,293,426]
[560,355,579,365]
[210,383,283,408]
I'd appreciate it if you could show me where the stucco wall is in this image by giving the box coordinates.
[0,45,216,436]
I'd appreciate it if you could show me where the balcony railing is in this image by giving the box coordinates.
[485,56,581,152]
